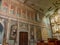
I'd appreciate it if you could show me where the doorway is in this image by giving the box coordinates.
[19,32,28,45]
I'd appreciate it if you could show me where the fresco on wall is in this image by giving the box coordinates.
[17,8,21,17]
[27,10,31,20]
[9,4,15,15]
[9,20,18,45]
[9,20,18,40]
[36,26,42,41]
[2,0,8,12]
[22,8,26,18]
[35,13,37,22]
[19,22,28,31]
[31,11,34,20]
[30,25,34,40]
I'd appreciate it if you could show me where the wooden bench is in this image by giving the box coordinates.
[37,40,44,45]
[56,40,60,45]
[48,38,57,45]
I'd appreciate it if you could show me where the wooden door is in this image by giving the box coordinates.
[19,32,28,45]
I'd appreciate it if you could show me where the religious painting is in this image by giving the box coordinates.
[9,20,18,41]
[36,13,40,22]
[16,8,21,17]
[19,22,28,31]
[9,4,15,15]
[36,26,42,41]
[35,12,40,22]
[30,25,34,40]
[27,10,31,20]
[22,8,26,18]
[35,12,37,22]
[30,11,34,20]
[2,0,9,12]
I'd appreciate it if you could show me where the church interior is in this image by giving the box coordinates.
[0,0,60,45]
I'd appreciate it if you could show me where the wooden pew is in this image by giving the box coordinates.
[56,40,60,45]
[48,38,57,45]
[37,40,44,45]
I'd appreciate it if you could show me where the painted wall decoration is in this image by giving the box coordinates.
[30,11,34,20]
[17,8,21,17]
[22,8,26,18]
[37,13,40,22]
[35,12,41,22]
[36,26,42,41]
[35,13,37,22]
[50,15,60,38]
[27,10,31,20]
[2,0,8,12]
[9,20,18,40]
[9,20,18,45]
[19,22,28,31]
[30,25,34,40]
[3,19,8,45]
[10,24,17,40]
[9,4,15,15]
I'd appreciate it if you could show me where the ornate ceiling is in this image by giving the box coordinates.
[18,0,60,14]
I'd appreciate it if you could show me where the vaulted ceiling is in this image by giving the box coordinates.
[18,0,60,14]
